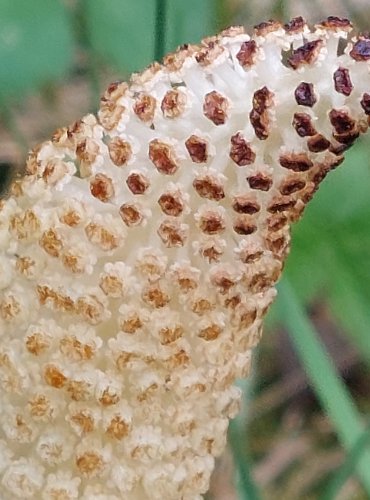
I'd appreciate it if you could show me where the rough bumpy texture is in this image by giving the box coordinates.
[0,16,369,499]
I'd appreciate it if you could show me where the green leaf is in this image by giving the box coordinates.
[85,0,156,73]
[0,0,73,99]
[277,279,370,493]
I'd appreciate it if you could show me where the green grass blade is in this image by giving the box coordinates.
[277,278,370,493]
[228,419,261,500]
[321,423,370,500]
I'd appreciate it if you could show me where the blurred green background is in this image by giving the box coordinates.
[0,1,370,498]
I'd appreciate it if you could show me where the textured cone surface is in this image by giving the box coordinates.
[0,16,369,499]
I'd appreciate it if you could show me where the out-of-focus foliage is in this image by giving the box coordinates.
[0,0,73,100]
[84,0,156,72]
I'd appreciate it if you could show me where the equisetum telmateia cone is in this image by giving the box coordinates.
[0,16,369,499]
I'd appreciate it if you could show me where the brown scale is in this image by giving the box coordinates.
[360,93,370,115]
[25,148,39,175]
[233,303,257,330]
[157,219,188,247]
[224,294,241,310]
[161,89,187,118]
[236,245,263,264]
[43,364,67,389]
[130,62,161,87]
[37,285,75,313]
[264,231,290,259]
[294,82,317,107]
[267,195,296,214]
[149,140,178,175]
[229,132,256,166]
[250,86,274,140]
[163,349,190,370]
[158,191,184,216]
[266,213,288,232]
[232,194,260,214]
[27,394,53,419]
[193,175,225,201]
[203,91,229,126]
[191,298,214,315]
[247,172,273,191]
[105,416,130,440]
[195,41,224,66]
[15,256,35,278]
[198,240,224,262]
[85,223,119,251]
[236,40,258,69]
[99,273,124,297]
[185,135,208,163]
[10,209,41,240]
[169,265,199,291]
[279,152,313,172]
[162,43,198,72]
[279,175,306,195]
[59,209,82,227]
[307,134,331,152]
[159,326,183,345]
[142,284,170,308]
[333,67,353,96]
[350,36,370,61]
[288,39,324,69]
[254,20,282,36]
[120,312,143,334]
[198,325,221,341]
[197,211,226,235]
[248,271,278,294]
[75,451,105,478]
[329,109,359,144]
[119,203,144,226]
[292,113,316,137]
[133,93,156,123]
[59,335,95,362]
[108,137,132,166]
[210,269,236,294]
[317,16,352,31]
[51,126,72,149]
[101,81,128,104]
[284,16,306,34]
[76,138,99,169]
[62,251,85,274]
[90,174,115,202]
[25,332,50,356]
[233,216,257,235]
[39,229,63,258]
[76,295,106,325]
[126,172,150,195]
[42,159,69,186]
[98,100,125,131]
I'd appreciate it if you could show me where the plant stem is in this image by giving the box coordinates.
[155,0,167,61]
